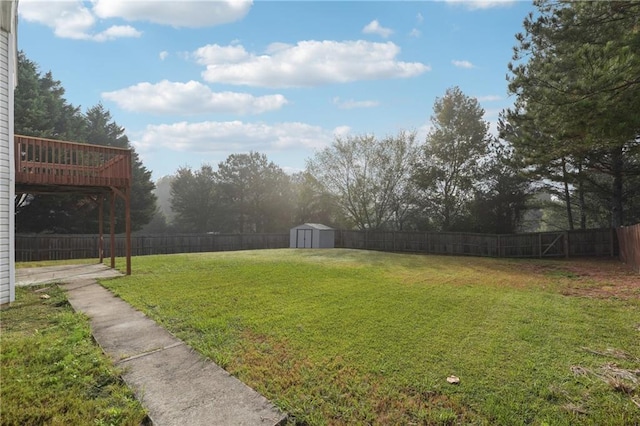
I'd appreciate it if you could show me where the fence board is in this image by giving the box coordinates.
[617,224,640,273]
[15,233,289,262]
[335,228,616,259]
[15,228,622,263]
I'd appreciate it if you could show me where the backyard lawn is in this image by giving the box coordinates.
[99,249,639,425]
[0,284,148,425]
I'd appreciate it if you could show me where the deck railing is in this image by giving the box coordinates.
[14,135,131,188]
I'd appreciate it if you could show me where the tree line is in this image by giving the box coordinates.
[15,1,640,235]
[153,86,530,234]
[156,1,640,234]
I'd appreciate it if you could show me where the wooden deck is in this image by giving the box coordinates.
[14,134,133,275]
[14,135,131,192]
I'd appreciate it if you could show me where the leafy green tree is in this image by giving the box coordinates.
[413,87,490,231]
[505,0,640,227]
[307,131,418,230]
[170,165,218,233]
[215,152,293,233]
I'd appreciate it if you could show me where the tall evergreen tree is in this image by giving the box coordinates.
[14,53,156,233]
[505,0,640,227]
[84,104,156,233]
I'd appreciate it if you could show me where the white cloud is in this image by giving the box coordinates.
[452,59,476,69]
[132,121,340,153]
[409,28,421,38]
[195,41,430,88]
[19,0,141,41]
[18,0,251,41]
[92,0,252,28]
[476,95,502,102]
[194,44,250,65]
[93,25,142,42]
[445,0,516,10]
[20,1,94,39]
[159,51,169,61]
[333,126,352,138]
[362,20,394,38]
[416,12,424,24]
[102,80,288,115]
[333,97,380,110]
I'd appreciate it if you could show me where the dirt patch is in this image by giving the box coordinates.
[520,258,640,300]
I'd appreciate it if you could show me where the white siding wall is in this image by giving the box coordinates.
[0,22,16,305]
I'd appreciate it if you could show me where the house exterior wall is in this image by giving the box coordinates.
[1,0,17,306]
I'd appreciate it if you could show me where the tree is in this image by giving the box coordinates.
[170,165,218,233]
[413,87,490,231]
[215,152,293,233]
[290,171,345,228]
[306,131,418,230]
[14,51,89,233]
[467,141,532,234]
[505,0,640,227]
[14,51,85,140]
[14,53,157,233]
[84,104,157,233]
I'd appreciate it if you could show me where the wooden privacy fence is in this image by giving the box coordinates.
[15,233,289,262]
[335,228,617,258]
[16,228,619,262]
[617,223,640,273]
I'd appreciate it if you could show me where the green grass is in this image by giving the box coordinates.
[0,285,148,426]
[100,249,640,425]
[20,249,639,425]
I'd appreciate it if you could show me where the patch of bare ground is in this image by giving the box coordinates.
[522,258,640,300]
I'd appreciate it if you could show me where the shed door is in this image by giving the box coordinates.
[296,229,313,248]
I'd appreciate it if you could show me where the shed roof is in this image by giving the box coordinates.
[293,223,334,230]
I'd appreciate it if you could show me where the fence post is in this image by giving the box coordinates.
[610,227,615,257]
[564,231,569,258]
[538,233,542,258]
[497,235,501,258]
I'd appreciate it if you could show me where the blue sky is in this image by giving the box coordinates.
[17,0,535,180]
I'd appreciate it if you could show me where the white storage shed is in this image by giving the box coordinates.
[290,223,335,249]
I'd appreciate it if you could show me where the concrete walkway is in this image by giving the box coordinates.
[16,265,287,426]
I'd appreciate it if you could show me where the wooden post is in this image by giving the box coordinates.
[110,191,116,269]
[610,227,615,257]
[538,233,542,258]
[125,187,131,275]
[98,195,104,263]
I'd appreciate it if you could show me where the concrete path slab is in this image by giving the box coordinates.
[19,265,287,426]
[16,263,123,286]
